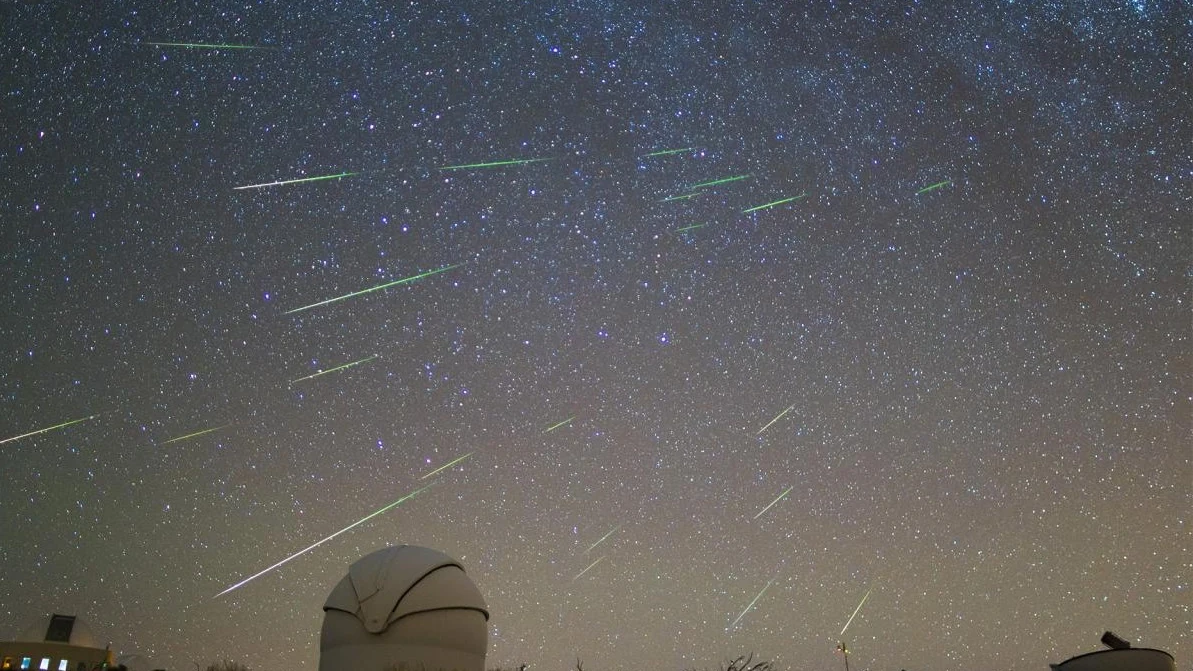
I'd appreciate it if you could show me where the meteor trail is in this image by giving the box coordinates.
[661,193,702,202]
[643,147,694,157]
[584,525,622,554]
[742,194,808,213]
[234,171,356,190]
[214,483,434,598]
[438,158,550,170]
[916,179,952,194]
[572,556,605,581]
[284,263,463,314]
[143,41,274,50]
[160,424,230,445]
[1,413,102,446]
[290,354,378,384]
[839,587,874,636]
[674,223,708,233]
[753,486,794,520]
[421,452,474,479]
[543,416,575,433]
[756,404,795,435]
[729,578,775,630]
[691,174,750,189]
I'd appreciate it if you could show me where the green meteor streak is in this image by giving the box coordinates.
[756,404,795,435]
[916,179,952,194]
[215,483,434,598]
[584,524,622,554]
[661,192,702,202]
[729,577,775,630]
[144,41,273,50]
[421,451,475,479]
[0,413,102,446]
[573,556,605,581]
[234,171,356,190]
[285,263,463,314]
[742,194,808,214]
[438,158,550,170]
[691,174,751,189]
[290,354,378,384]
[160,424,230,445]
[643,147,694,157]
[753,486,794,520]
[543,416,575,433]
[674,223,708,233]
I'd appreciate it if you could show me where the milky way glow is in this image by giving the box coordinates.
[4,4,1184,670]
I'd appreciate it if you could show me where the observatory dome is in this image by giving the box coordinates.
[17,614,100,649]
[320,545,489,671]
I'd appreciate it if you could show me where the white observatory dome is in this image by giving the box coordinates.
[17,614,101,649]
[319,545,489,671]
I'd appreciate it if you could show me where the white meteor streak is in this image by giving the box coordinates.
[233,171,356,190]
[573,556,605,581]
[543,415,575,433]
[0,413,102,446]
[753,486,794,520]
[289,354,378,384]
[584,525,622,554]
[729,578,775,630]
[839,587,873,636]
[214,483,434,598]
[756,404,795,435]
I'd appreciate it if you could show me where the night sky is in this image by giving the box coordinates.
[1,2,1188,670]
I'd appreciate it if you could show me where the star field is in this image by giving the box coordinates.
[1,2,1188,670]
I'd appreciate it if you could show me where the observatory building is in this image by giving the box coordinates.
[1051,631,1176,671]
[0,614,114,671]
[320,545,489,671]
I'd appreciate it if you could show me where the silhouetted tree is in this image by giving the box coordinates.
[688,653,774,671]
[724,654,773,671]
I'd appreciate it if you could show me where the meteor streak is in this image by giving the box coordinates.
[916,179,952,194]
[756,404,795,435]
[421,452,474,479]
[572,556,605,581]
[729,578,775,630]
[284,263,463,314]
[643,147,694,157]
[543,416,575,433]
[290,354,378,384]
[691,174,750,189]
[661,193,702,202]
[753,486,794,520]
[438,158,550,170]
[214,483,434,598]
[839,587,873,636]
[674,223,708,233]
[144,41,273,50]
[160,424,230,445]
[234,171,356,190]
[742,194,808,213]
[0,413,102,446]
[584,525,622,554]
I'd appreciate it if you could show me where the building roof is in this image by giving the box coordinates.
[15,614,102,649]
